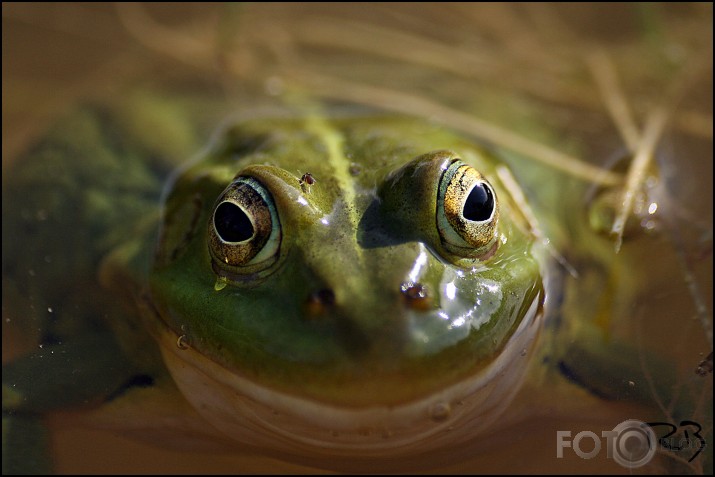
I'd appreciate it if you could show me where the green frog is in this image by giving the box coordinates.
[1,92,708,474]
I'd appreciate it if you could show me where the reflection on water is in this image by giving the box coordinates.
[2,3,712,474]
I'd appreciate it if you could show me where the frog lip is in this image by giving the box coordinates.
[154,296,544,457]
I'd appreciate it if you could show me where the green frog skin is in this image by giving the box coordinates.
[7,100,693,473]
[147,114,545,457]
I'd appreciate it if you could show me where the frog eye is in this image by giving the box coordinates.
[208,177,281,273]
[437,160,499,258]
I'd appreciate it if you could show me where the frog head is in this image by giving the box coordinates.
[147,115,545,457]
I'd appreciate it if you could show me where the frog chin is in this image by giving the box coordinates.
[156,297,543,460]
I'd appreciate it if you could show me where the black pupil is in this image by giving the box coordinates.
[462,183,494,222]
[214,202,254,242]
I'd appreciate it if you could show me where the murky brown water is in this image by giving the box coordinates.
[3,3,712,474]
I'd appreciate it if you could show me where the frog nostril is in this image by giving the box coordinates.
[303,288,336,318]
[400,282,432,311]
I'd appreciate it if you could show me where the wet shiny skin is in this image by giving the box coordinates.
[144,114,546,453]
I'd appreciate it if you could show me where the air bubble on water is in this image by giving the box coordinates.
[430,402,451,422]
[641,218,657,230]
[47,307,53,313]
[176,335,189,350]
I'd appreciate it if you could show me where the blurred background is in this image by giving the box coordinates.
[3,3,712,474]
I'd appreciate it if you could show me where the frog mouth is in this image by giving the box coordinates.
[152,296,543,460]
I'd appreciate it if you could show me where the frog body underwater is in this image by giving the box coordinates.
[1,95,708,473]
